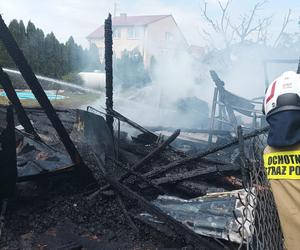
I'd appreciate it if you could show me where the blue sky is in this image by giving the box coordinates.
[0,0,299,47]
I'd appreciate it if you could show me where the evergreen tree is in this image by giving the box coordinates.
[114,48,150,88]
[85,43,102,71]
[25,21,40,73]
[44,32,61,78]
[0,19,102,82]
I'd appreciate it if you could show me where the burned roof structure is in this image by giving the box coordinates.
[208,70,265,145]
[0,13,287,250]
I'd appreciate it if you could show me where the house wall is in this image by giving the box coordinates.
[144,16,188,67]
[89,26,145,63]
[112,26,145,58]
[88,16,188,68]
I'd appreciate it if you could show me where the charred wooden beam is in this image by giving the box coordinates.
[120,129,180,182]
[0,106,17,199]
[105,14,114,134]
[116,195,139,234]
[222,100,237,129]
[100,129,180,192]
[210,70,225,88]
[0,15,84,167]
[208,87,218,145]
[147,127,231,135]
[210,70,237,129]
[215,176,243,190]
[15,128,58,153]
[0,66,41,141]
[110,158,167,194]
[151,164,240,185]
[143,126,269,179]
[175,181,208,197]
[110,109,158,142]
[0,200,7,238]
[92,153,224,250]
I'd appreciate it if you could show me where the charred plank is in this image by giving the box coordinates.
[120,129,180,182]
[92,153,224,250]
[0,66,40,141]
[143,126,269,179]
[151,164,240,185]
[0,106,17,199]
[116,195,139,234]
[175,181,208,197]
[110,158,167,194]
[110,109,158,143]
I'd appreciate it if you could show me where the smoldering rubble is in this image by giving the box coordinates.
[0,14,285,250]
[0,104,269,250]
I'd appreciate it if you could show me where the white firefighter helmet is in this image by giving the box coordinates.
[263,71,300,117]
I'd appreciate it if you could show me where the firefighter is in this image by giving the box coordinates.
[263,71,300,250]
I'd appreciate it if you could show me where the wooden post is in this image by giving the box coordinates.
[0,66,41,141]
[105,14,114,134]
[208,87,218,145]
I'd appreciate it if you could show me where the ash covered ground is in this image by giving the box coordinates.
[0,107,242,250]
[0,109,183,250]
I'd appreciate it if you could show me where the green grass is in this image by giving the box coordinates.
[0,90,101,109]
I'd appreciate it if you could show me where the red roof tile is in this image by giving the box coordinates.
[87,14,170,39]
[87,26,104,39]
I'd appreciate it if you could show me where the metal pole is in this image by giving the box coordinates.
[105,14,114,134]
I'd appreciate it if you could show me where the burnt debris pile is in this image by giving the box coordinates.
[0,104,270,249]
[0,14,285,250]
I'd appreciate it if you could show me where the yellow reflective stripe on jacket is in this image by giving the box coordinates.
[263,150,300,179]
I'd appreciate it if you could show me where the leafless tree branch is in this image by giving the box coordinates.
[201,0,234,48]
[201,1,220,32]
[256,16,272,44]
[200,28,217,49]
[200,0,278,48]
[231,0,268,43]
[273,9,292,47]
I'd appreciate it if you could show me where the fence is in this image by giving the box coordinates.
[236,127,284,250]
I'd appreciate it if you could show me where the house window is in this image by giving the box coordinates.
[165,32,174,41]
[113,28,121,39]
[127,27,140,39]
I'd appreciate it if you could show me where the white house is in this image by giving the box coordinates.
[87,14,188,67]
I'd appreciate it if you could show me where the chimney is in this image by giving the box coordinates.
[120,13,127,19]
